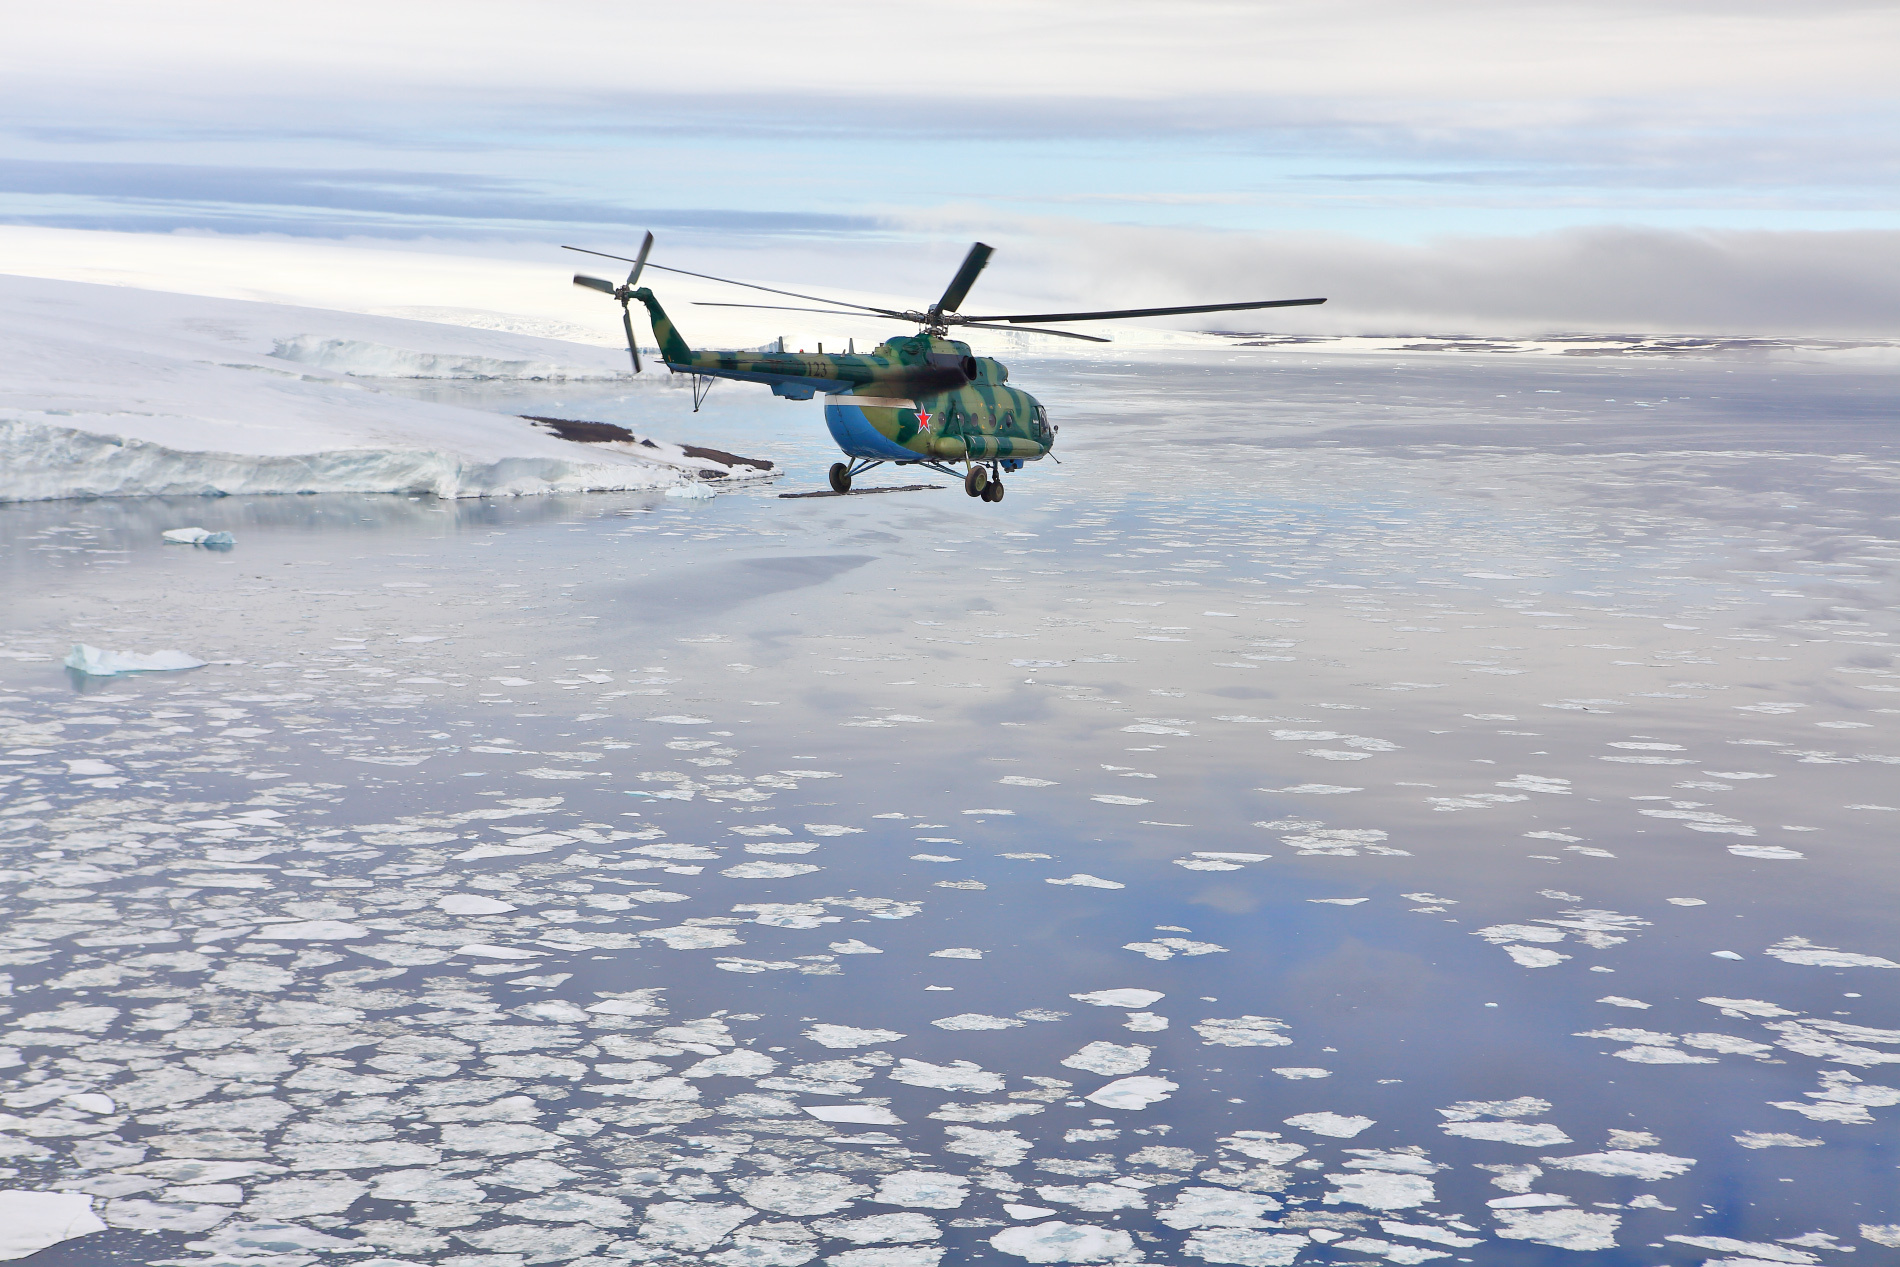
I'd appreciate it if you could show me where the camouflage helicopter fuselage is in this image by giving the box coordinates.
[634,289,1054,471]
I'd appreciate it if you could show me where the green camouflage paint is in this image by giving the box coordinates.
[633,289,1053,463]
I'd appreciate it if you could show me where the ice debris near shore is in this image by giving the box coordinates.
[62,643,206,676]
[664,480,720,500]
[159,526,235,547]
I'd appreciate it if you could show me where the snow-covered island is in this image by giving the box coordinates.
[0,273,772,502]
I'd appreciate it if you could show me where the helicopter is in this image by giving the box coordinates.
[568,235,1324,501]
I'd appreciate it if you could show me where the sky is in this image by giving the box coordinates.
[3,0,1897,336]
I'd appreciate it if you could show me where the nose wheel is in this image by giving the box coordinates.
[829,462,852,494]
[981,478,1005,502]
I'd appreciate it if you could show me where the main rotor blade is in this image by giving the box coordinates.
[621,304,642,374]
[691,301,909,319]
[644,262,908,316]
[965,297,1328,323]
[958,321,1111,343]
[936,241,993,314]
[574,274,618,294]
[565,245,645,266]
[624,230,654,289]
[638,264,900,317]
[563,243,910,317]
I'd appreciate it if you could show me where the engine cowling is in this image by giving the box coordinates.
[852,362,975,395]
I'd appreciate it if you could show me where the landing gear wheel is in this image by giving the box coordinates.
[982,477,1005,503]
[829,462,852,494]
[964,467,989,498]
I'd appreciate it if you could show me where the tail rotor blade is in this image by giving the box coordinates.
[936,242,993,314]
[620,303,642,374]
[624,231,654,289]
[575,274,617,294]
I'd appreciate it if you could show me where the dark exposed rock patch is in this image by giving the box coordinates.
[522,416,775,472]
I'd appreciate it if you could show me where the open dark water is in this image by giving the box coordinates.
[0,347,1896,1265]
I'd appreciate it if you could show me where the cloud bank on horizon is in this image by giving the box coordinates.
[4,0,1897,336]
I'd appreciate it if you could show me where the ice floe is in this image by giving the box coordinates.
[932,1014,1024,1031]
[1071,989,1164,1008]
[1324,1171,1434,1209]
[944,1126,1033,1166]
[1735,1131,1824,1148]
[805,1104,905,1125]
[1157,1187,1278,1229]
[818,1210,944,1241]
[1285,1113,1375,1139]
[437,893,517,914]
[1540,1149,1695,1180]
[990,1220,1136,1263]
[160,526,235,546]
[871,1172,968,1210]
[739,1173,869,1215]
[1061,1043,1152,1076]
[890,1059,1004,1093]
[63,644,206,676]
[1084,1076,1178,1110]
[1181,1227,1308,1265]
[0,1190,106,1259]
[1442,1121,1571,1145]
[1764,937,1898,969]
[1123,937,1227,959]
[1195,1017,1293,1047]
[1494,1207,1620,1250]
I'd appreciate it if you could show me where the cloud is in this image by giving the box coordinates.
[2,1,1893,255]
[0,158,873,239]
[10,1,1897,107]
[1,3,1892,340]
[4,219,1895,340]
[962,218,1900,337]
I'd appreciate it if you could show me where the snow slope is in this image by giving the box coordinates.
[0,273,759,502]
[0,225,1244,358]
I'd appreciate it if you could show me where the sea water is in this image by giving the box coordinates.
[0,346,1894,1264]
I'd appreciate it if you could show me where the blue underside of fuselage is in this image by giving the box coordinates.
[822,402,921,461]
[661,363,925,461]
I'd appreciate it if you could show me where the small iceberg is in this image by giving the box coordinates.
[664,480,718,500]
[65,644,207,676]
[161,527,236,546]
[0,1191,106,1260]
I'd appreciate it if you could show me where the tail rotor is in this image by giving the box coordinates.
[571,230,654,373]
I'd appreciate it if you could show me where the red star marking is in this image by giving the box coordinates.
[915,409,933,432]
